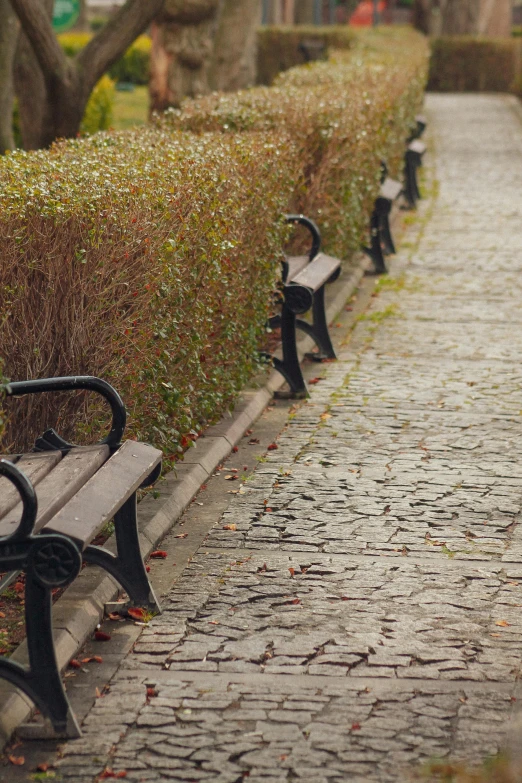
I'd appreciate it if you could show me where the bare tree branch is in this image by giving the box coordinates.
[78,0,165,93]
[8,0,72,84]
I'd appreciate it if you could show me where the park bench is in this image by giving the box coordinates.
[364,162,403,275]
[298,38,327,63]
[0,376,162,738]
[267,214,341,398]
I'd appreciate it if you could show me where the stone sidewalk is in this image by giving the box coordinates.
[53,94,522,781]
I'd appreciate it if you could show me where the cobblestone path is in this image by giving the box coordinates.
[57,95,522,781]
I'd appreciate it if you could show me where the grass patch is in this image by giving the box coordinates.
[112,86,148,130]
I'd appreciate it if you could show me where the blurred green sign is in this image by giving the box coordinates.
[52,0,81,32]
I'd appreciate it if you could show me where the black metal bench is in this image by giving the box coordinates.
[404,115,427,208]
[364,162,403,275]
[0,376,162,738]
[298,38,327,63]
[266,215,341,398]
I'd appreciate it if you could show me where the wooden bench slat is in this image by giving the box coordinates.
[0,446,110,539]
[409,139,426,155]
[45,441,162,549]
[0,453,63,523]
[285,255,310,282]
[380,177,402,202]
[290,253,340,292]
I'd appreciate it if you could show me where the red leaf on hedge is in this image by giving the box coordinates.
[150,550,168,559]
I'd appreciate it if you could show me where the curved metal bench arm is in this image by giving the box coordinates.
[4,376,127,452]
[0,458,38,542]
[285,214,322,261]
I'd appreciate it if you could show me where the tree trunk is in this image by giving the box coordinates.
[295,0,315,23]
[14,0,54,150]
[10,0,165,148]
[149,0,220,111]
[414,0,512,36]
[210,0,262,92]
[0,0,19,152]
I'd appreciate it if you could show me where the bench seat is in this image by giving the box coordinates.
[0,376,162,739]
[267,216,341,398]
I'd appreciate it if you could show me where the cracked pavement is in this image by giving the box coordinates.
[12,94,522,782]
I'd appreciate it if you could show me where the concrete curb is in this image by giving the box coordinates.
[0,257,368,746]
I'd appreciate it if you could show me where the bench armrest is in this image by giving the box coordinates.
[4,376,126,452]
[0,458,37,542]
[285,214,322,261]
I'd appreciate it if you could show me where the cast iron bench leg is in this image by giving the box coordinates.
[0,552,82,739]
[364,209,387,274]
[296,285,336,361]
[84,492,161,614]
[404,151,419,209]
[379,208,396,255]
[273,304,308,399]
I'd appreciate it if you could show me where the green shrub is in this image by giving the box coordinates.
[428,36,522,92]
[0,130,299,454]
[257,25,355,85]
[81,75,115,134]
[109,35,151,85]
[58,33,151,85]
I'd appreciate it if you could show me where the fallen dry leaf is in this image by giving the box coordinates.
[308,377,323,384]
[232,446,239,452]
[225,475,238,481]
[174,533,188,539]
[267,443,279,451]
[320,413,332,421]
[8,755,24,766]
[146,687,158,698]
[37,763,51,772]
[128,608,146,621]
[223,524,237,531]
[288,567,295,577]
[495,620,510,627]
[150,550,168,559]
[351,723,361,731]
[248,437,260,445]
[94,631,112,642]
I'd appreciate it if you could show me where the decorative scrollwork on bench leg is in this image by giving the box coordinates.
[0,534,83,738]
[84,493,161,614]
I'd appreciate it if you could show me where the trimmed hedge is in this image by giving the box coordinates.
[0,130,298,453]
[257,25,355,85]
[0,27,428,456]
[428,36,522,92]
[164,27,429,259]
[59,33,151,85]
